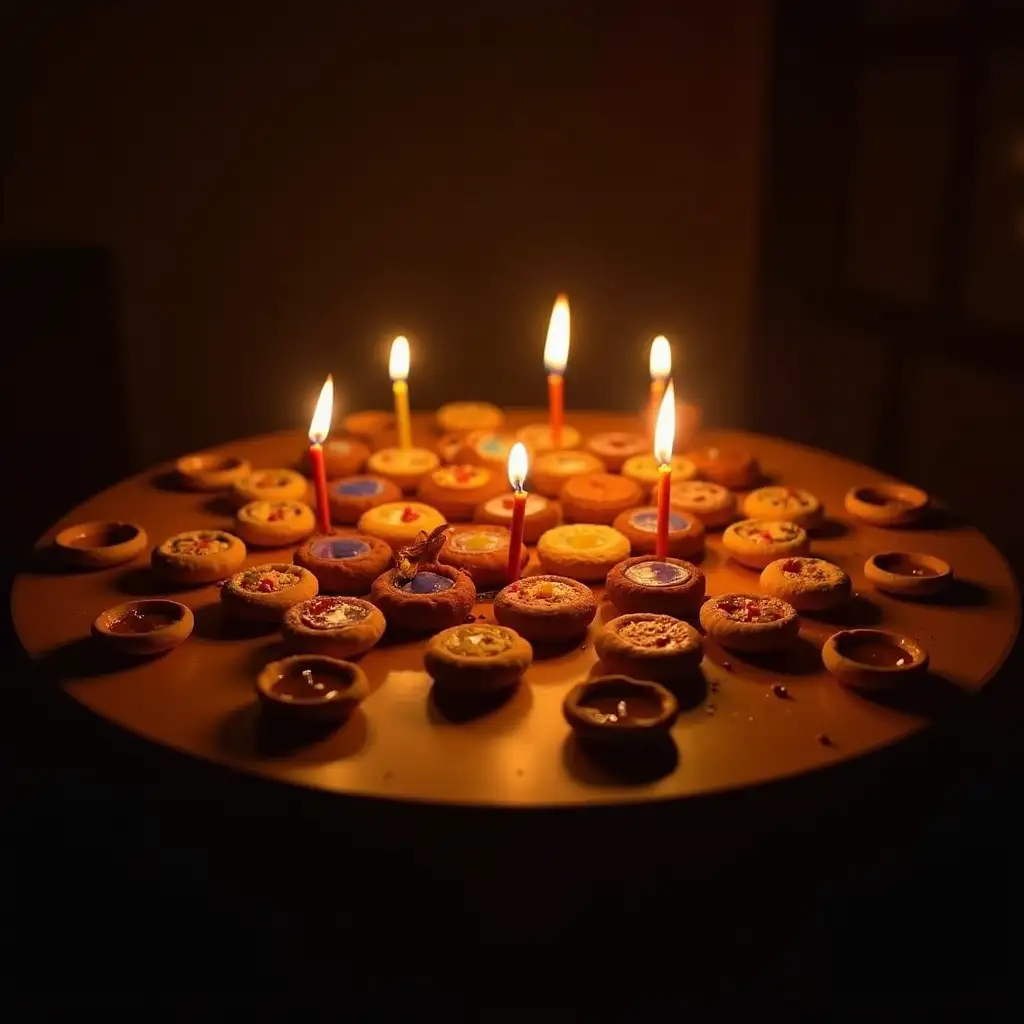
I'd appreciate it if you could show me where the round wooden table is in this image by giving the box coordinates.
[11,411,1019,808]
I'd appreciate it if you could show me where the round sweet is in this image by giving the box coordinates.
[220,563,319,622]
[685,447,760,489]
[438,525,527,590]
[536,524,631,582]
[416,464,507,521]
[54,520,148,569]
[699,594,800,653]
[366,447,440,492]
[743,486,823,530]
[844,483,929,527]
[282,596,386,659]
[584,432,650,472]
[474,492,562,544]
[293,531,394,595]
[256,655,369,724]
[722,519,810,570]
[303,438,370,479]
[342,410,394,444]
[436,432,465,464]
[91,599,194,656]
[666,480,737,529]
[563,676,679,745]
[436,401,504,434]
[175,452,251,492]
[424,624,533,695]
[327,475,402,525]
[531,450,606,499]
[621,454,698,488]
[515,423,582,453]
[604,555,706,618]
[560,473,644,525]
[151,529,247,585]
[452,432,523,470]
[493,575,597,643]
[231,469,308,508]
[594,613,704,685]
[235,500,316,548]
[612,506,706,559]
[370,563,476,634]
[357,502,447,552]
[760,557,851,612]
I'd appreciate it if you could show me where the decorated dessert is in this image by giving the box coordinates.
[515,423,582,453]
[612,506,706,559]
[452,431,523,470]
[563,676,679,745]
[424,624,533,695]
[699,594,800,653]
[416,464,508,521]
[474,492,561,543]
[685,446,761,489]
[54,520,148,569]
[92,599,194,656]
[722,519,810,569]
[357,501,447,551]
[530,450,606,498]
[235,500,316,548]
[175,452,251,492]
[604,555,706,618]
[822,628,928,690]
[282,596,386,659]
[327,475,402,525]
[221,563,319,622]
[584,432,650,472]
[293,532,393,594]
[666,480,737,529]
[256,654,369,724]
[844,483,929,527]
[620,454,698,489]
[560,472,644,525]
[366,447,440,493]
[536,523,631,582]
[231,468,308,508]
[438,524,528,590]
[493,574,597,643]
[760,557,851,612]
[436,432,465,464]
[302,437,370,479]
[863,552,952,597]
[436,401,504,434]
[594,613,704,685]
[742,486,823,530]
[370,559,476,634]
[342,410,394,444]
[152,529,247,585]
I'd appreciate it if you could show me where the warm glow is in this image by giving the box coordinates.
[649,335,672,380]
[308,374,334,444]
[543,295,570,374]
[654,380,676,466]
[507,442,529,492]
[389,335,410,381]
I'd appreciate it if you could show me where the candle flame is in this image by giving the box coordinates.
[308,374,334,444]
[389,335,410,382]
[654,380,675,466]
[649,335,672,380]
[507,442,529,492]
[543,295,570,374]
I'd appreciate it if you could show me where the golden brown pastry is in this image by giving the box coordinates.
[560,473,644,525]
[742,486,823,530]
[722,519,810,570]
[493,575,597,642]
[604,555,706,618]
[666,480,737,529]
[302,438,370,479]
[759,557,851,611]
[293,531,394,594]
[584,432,650,473]
[54,520,148,569]
[152,529,247,585]
[366,447,440,492]
[231,469,308,508]
[620,454,697,489]
[369,562,476,633]
[220,563,319,622]
[424,624,533,695]
[685,446,760,489]
[535,524,631,582]
[531,450,606,499]
[515,423,582,453]
[416,464,507,521]
[282,596,386,658]
[436,401,504,434]
[357,501,447,552]
[699,594,799,652]
[594,613,704,685]
[473,492,561,543]
[437,524,528,590]
[235,500,316,548]
[612,507,706,560]
[327,475,403,525]
[175,452,251,492]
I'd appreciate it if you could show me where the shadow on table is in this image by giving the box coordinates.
[806,595,884,629]
[859,670,973,720]
[215,701,369,760]
[193,602,278,641]
[561,733,679,786]
[150,470,183,492]
[32,637,153,683]
[730,635,823,676]
[887,578,991,609]
[427,679,532,732]
[812,518,849,540]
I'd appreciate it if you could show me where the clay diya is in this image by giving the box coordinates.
[474,492,561,543]
[328,475,402,525]
[594,613,704,685]
[293,532,393,594]
[685,446,760,489]
[342,410,394,444]
[235,500,316,548]
[436,401,504,434]
[822,629,928,690]
[152,529,247,585]
[370,562,476,633]
[357,501,447,552]
[620,454,698,489]
[699,594,799,653]
[722,519,810,569]
[220,563,318,622]
[424,624,533,695]
[302,437,370,479]
[844,483,929,527]
[231,468,308,508]
[584,432,650,473]
[604,555,706,618]
[92,599,194,656]
[560,472,644,526]
[536,524,631,582]
[742,486,823,530]
[563,676,679,745]
[256,654,369,724]
[282,596,386,659]
[367,447,440,493]
[864,552,952,597]
[531,450,606,499]
[438,524,528,590]
[175,452,251,491]
[54,520,148,569]
[667,480,737,529]
[515,423,582,453]
[613,507,706,560]
[416,464,507,521]
[453,431,523,470]
[760,557,852,612]
[493,574,597,643]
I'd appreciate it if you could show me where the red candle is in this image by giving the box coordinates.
[655,464,672,558]
[653,379,676,559]
[544,295,570,449]
[308,374,334,535]
[506,442,530,582]
[547,374,564,450]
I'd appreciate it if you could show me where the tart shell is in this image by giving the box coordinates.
[152,530,247,585]
[604,555,706,618]
[54,520,148,569]
[437,525,528,590]
[436,402,504,434]
[531,450,606,499]
[666,480,737,529]
[235,500,317,548]
[282,596,386,658]
[620,454,698,489]
[366,447,441,493]
[759,557,851,612]
[417,465,507,521]
[220,563,319,622]
[742,487,823,530]
[493,575,598,643]
[594,613,704,685]
[612,507,706,560]
[231,468,308,508]
[699,594,799,652]
[584,432,650,473]
[293,532,394,594]
[560,473,644,525]
[327,475,403,525]
[563,676,679,744]
[473,493,561,544]
[370,563,476,633]
[515,423,582,454]
[424,624,533,695]
[175,452,251,492]
[722,519,810,570]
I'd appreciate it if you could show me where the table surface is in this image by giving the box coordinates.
[11,411,1020,807]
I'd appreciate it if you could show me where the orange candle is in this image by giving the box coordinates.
[648,335,671,439]
[544,295,570,448]
[547,373,564,449]
[308,374,334,534]
[506,442,529,582]
[653,380,676,559]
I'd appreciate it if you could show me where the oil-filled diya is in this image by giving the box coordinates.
[92,599,194,656]
[474,492,561,543]
[864,552,952,597]
[493,574,597,643]
[152,529,247,585]
[282,596,386,659]
[613,507,706,560]
[235,500,316,548]
[357,501,447,551]
[437,524,528,590]
[536,524,631,582]
[416,464,507,521]
[759,557,852,612]
[563,676,679,745]
[685,446,760,489]
[530,450,606,498]
[366,446,440,493]
[594,613,704,685]
[604,555,706,618]
[699,594,799,653]
[620,453,697,489]
[220,563,319,622]
[175,452,251,491]
[844,483,929,527]
[231,468,308,507]
[822,628,928,690]
[667,480,737,529]
[327,475,402,525]
[302,437,370,479]
[424,624,533,695]
[293,532,393,594]
[560,472,644,525]
[584,432,650,473]
[436,401,504,434]
[742,486,823,530]
[722,519,810,569]
[54,520,148,569]
[256,654,369,724]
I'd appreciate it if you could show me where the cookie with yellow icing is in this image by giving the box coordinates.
[436,401,504,434]
[584,432,649,473]
[742,486,823,530]
[666,479,737,529]
[531,450,606,499]
[231,468,308,508]
[437,524,528,589]
[722,519,810,570]
[515,423,582,454]
[366,447,440,492]
[621,454,697,488]
[235,500,316,548]
[356,501,447,552]
[416,464,507,521]
[535,524,631,582]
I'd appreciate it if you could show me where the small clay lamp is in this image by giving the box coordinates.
[563,676,679,745]
[175,452,251,491]
[822,629,928,691]
[256,654,368,724]
[54,520,147,569]
[844,483,929,527]
[92,599,194,656]
[864,552,952,597]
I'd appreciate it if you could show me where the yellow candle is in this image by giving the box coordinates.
[389,335,412,450]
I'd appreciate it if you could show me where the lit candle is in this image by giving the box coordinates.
[389,335,412,451]
[544,295,570,449]
[648,335,671,439]
[654,380,676,559]
[307,374,334,535]
[506,442,530,582]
